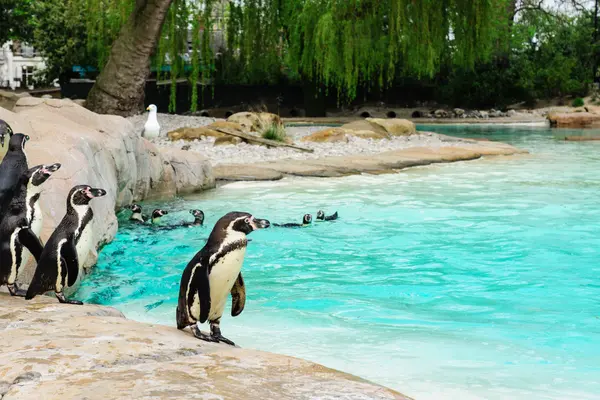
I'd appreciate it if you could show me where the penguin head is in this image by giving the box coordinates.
[152,209,168,219]
[190,209,204,224]
[69,185,107,207]
[316,210,325,220]
[302,214,312,225]
[146,104,158,113]
[0,120,13,148]
[129,204,143,214]
[30,163,61,186]
[214,212,270,236]
[8,133,29,152]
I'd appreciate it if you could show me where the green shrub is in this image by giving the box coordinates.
[261,123,287,142]
[572,97,585,107]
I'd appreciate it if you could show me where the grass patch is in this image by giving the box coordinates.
[261,123,287,142]
[572,97,585,107]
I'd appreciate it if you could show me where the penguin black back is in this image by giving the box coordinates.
[0,134,29,214]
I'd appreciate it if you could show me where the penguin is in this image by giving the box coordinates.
[0,119,13,149]
[142,104,160,139]
[0,163,61,296]
[0,133,29,214]
[150,209,168,224]
[185,209,204,227]
[127,203,148,223]
[158,209,205,230]
[25,185,107,304]
[316,210,338,221]
[176,212,270,345]
[274,214,312,228]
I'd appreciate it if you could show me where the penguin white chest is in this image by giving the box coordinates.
[30,202,43,236]
[208,246,247,320]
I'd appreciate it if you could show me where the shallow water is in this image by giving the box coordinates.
[76,124,600,400]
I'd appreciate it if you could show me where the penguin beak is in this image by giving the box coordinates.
[87,188,107,198]
[161,210,168,216]
[250,218,270,230]
[41,163,61,176]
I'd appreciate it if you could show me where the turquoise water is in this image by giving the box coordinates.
[76,124,600,400]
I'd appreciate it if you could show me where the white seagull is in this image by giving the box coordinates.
[142,104,160,139]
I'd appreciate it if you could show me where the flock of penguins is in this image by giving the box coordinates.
[0,120,337,346]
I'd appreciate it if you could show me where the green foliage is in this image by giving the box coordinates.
[261,123,287,142]
[32,0,96,84]
[572,97,585,107]
[0,0,35,45]
[28,0,598,110]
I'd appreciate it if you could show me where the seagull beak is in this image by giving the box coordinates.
[146,106,150,111]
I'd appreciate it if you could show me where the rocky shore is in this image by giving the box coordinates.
[0,293,410,400]
[127,112,528,182]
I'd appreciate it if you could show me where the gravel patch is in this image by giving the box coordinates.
[128,114,481,166]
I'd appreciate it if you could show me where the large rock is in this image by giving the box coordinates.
[0,293,409,400]
[547,112,600,128]
[0,90,30,111]
[365,118,416,136]
[227,112,282,133]
[300,127,387,143]
[0,98,214,286]
[167,126,225,141]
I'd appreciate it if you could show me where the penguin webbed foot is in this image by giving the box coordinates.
[210,323,236,346]
[7,284,27,297]
[211,334,235,346]
[56,292,83,305]
[192,325,219,343]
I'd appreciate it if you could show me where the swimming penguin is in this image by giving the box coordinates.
[127,204,148,223]
[0,134,29,214]
[25,185,107,304]
[317,210,338,221]
[176,212,270,345]
[158,209,205,230]
[0,119,13,149]
[150,209,168,224]
[186,209,204,226]
[274,214,312,228]
[0,163,61,296]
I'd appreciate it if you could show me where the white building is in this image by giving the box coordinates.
[0,41,46,90]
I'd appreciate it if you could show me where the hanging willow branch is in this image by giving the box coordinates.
[80,0,508,111]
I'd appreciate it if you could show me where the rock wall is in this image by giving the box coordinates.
[0,98,214,286]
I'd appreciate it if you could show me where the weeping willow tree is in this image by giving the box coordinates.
[83,0,510,116]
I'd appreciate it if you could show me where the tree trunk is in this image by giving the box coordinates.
[86,0,173,116]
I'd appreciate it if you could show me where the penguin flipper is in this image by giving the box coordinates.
[230,272,246,317]
[61,239,79,287]
[26,259,56,300]
[18,228,44,261]
[0,239,12,278]
[192,265,211,323]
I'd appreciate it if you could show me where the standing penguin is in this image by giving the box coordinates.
[0,163,61,296]
[0,134,29,213]
[25,185,107,304]
[177,212,270,345]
